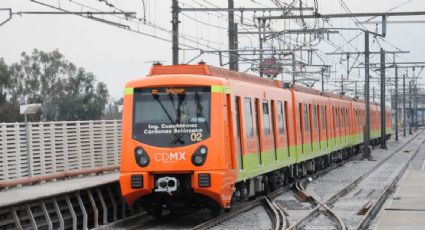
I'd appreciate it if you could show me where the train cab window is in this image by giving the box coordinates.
[277,101,285,134]
[132,87,210,147]
[313,105,319,132]
[244,98,254,137]
[262,100,271,135]
[304,104,310,132]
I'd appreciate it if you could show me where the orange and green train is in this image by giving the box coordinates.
[119,63,392,216]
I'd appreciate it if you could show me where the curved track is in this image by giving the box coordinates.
[288,130,425,229]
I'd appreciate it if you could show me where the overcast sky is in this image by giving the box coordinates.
[1,0,425,99]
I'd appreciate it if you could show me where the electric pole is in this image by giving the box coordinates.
[171,0,179,65]
[380,48,387,149]
[409,80,413,135]
[363,31,372,160]
[394,65,399,141]
[403,74,407,137]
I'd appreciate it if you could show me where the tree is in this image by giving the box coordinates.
[1,49,109,122]
[0,58,19,122]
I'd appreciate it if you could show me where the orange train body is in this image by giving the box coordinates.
[119,64,392,214]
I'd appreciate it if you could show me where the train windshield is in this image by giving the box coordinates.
[133,87,211,147]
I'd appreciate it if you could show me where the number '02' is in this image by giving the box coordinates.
[190,133,202,141]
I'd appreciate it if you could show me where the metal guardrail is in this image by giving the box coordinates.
[0,120,121,182]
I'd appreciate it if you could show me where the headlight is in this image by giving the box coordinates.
[135,147,150,167]
[191,145,208,166]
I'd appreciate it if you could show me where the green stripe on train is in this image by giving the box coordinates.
[236,131,389,181]
[211,85,231,94]
[124,87,134,95]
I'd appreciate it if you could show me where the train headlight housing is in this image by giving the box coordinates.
[134,147,150,167]
[191,145,208,166]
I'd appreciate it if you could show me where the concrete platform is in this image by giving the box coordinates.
[376,169,425,230]
[0,172,118,208]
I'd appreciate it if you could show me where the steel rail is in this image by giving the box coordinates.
[289,181,346,230]
[288,130,425,230]
[325,130,424,207]
[356,132,425,230]
[191,196,281,230]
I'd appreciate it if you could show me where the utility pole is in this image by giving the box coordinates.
[228,0,238,71]
[413,82,418,130]
[394,65,399,141]
[347,54,350,79]
[403,74,407,137]
[258,19,264,77]
[380,48,387,149]
[171,0,179,65]
[409,80,413,135]
[363,31,372,160]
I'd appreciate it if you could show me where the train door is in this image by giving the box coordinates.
[341,108,346,146]
[254,98,262,165]
[261,100,274,164]
[242,98,258,169]
[345,108,350,145]
[320,105,327,150]
[301,103,312,154]
[312,105,320,153]
[335,107,340,147]
[234,96,243,170]
[271,100,278,162]
[276,101,290,160]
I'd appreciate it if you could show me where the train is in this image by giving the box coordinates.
[119,63,392,216]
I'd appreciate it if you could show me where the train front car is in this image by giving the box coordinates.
[119,65,236,216]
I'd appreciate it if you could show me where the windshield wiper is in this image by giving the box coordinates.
[154,95,175,125]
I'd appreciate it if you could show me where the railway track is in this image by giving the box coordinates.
[95,131,424,229]
[191,195,286,230]
[285,130,425,230]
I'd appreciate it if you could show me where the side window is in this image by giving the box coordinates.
[304,104,310,132]
[277,101,285,134]
[335,108,339,129]
[313,105,318,131]
[346,108,349,129]
[262,100,271,135]
[321,105,326,131]
[244,98,254,137]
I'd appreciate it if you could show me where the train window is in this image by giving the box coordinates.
[321,106,326,131]
[304,104,310,132]
[262,100,271,135]
[313,105,318,131]
[132,87,210,147]
[235,97,243,170]
[346,108,349,129]
[335,108,339,129]
[244,98,254,137]
[277,101,285,134]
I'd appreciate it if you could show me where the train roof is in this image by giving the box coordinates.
[148,64,385,107]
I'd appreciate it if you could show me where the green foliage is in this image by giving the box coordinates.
[0,49,110,122]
